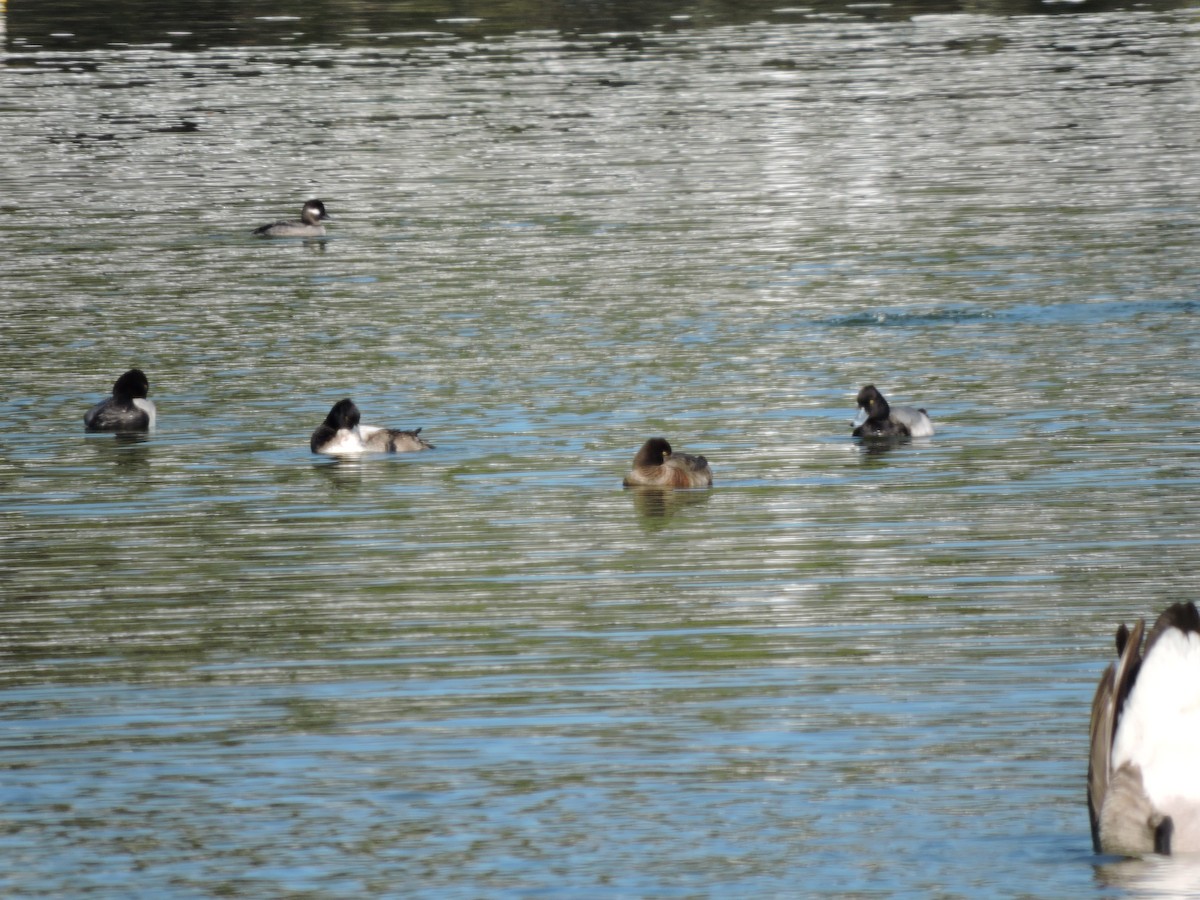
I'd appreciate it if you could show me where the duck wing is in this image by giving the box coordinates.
[1091,603,1200,855]
[1089,618,1143,852]
[890,405,934,437]
[84,399,151,432]
[663,452,713,487]
[360,425,434,453]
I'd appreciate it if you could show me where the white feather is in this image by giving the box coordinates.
[1113,628,1200,808]
[133,397,157,430]
[318,427,368,455]
[356,425,383,442]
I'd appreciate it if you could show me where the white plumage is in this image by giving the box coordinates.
[1089,602,1200,856]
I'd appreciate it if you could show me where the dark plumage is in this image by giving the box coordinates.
[254,199,332,237]
[84,368,156,432]
[852,384,934,438]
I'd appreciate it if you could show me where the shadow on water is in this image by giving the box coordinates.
[312,457,372,497]
[7,0,1196,51]
[84,433,154,472]
[310,453,433,498]
[308,440,444,499]
[1094,855,1200,894]
[627,485,712,529]
[854,435,926,459]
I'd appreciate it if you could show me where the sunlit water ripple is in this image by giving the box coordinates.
[2,4,1200,896]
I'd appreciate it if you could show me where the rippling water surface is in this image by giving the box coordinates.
[3,2,1200,896]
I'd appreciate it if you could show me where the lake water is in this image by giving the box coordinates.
[3,0,1200,895]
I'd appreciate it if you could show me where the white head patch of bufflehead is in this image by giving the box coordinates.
[310,398,434,456]
[254,199,333,238]
[852,384,934,438]
[84,368,156,433]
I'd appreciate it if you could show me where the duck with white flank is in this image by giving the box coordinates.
[84,368,156,432]
[311,398,433,456]
[1089,602,1200,856]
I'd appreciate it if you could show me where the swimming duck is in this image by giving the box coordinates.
[310,398,433,455]
[1088,601,1200,856]
[84,368,156,432]
[852,384,934,438]
[622,437,712,488]
[254,199,332,238]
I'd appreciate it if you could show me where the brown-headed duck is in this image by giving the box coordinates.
[622,437,712,488]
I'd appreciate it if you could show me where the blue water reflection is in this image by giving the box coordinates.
[3,2,1200,897]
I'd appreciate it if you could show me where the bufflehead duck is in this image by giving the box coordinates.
[254,199,332,238]
[622,437,713,488]
[310,398,433,456]
[84,368,156,432]
[1088,602,1200,856]
[852,384,934,438]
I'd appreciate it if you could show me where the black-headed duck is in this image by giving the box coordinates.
[852,384,934,438]
[310,398,433,456]
[254,199,333,238]
[84,368,156,432]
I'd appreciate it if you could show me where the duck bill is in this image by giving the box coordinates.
[852,408,868,428]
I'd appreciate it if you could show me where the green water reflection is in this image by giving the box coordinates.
[2,2,1199,896]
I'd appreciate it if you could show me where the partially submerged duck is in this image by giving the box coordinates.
[310,398,433,456]
[852,384,934,438]
[84,368,156,432]
[254,199,332,238]
[622,437,712,488]
[1089,601,1200,856]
